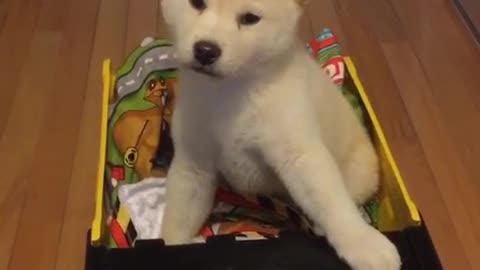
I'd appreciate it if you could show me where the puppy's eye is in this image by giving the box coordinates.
[239,13,262,26]
[189,0,206,11]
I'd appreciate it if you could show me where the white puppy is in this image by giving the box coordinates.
[160,0,401,269]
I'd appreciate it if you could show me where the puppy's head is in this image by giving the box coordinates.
[161,0,306,78]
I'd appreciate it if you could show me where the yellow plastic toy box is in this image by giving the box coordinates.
[85,32,442,270]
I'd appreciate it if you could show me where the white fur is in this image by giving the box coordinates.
[160,1,401,269]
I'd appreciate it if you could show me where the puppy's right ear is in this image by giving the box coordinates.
[295,0,310,8]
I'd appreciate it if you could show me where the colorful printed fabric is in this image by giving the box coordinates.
[104,30,380,248]
[307,29,346,86]
[104,38,178,248]
[195,186,313,242]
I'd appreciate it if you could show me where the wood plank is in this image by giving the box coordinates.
[381,41,480,269]
[6,0,102,269]
[387,1,480,267]
[342,0,404,43]
[0,0,41,136]
[125,0,158,55]
[331,1,472,269]
[0,2,47,269]
[390,0,480,177]
[344,1,480,261]
[0,30,63,270]
[298,12,313,43]
[54,0,129,269]
[0,10,5,36]
[0,0,10,34]
[36,0,70,31]
[0,0,60,269]
[452,0,480,42]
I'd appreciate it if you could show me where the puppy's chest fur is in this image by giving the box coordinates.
[177,75,287,196]
[217,107,284,196]
[174,51,356,196]
[217,88,287,195]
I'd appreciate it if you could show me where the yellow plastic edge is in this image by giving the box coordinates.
[90,56,421,243]
[344,56,421,223]
[91,58,115,244]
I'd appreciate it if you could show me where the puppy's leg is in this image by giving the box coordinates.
[161,155,216,245]
[341,134,380,205]
[262,138,400,270]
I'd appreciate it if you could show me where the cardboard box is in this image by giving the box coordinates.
[85,38,442,270]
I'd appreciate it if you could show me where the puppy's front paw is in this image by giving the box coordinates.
[162,223,195,246]
[162,231,193,246]
[335,226,401,270]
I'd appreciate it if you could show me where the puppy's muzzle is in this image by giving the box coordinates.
[193,41,222,66]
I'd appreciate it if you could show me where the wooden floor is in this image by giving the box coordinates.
[454,0,480,41]
[0,0,479,269]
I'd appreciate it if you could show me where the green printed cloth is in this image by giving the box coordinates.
[104,30,380,248]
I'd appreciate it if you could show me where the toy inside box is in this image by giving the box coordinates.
[85,31,442,270]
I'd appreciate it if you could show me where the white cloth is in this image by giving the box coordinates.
[118,177,167,240]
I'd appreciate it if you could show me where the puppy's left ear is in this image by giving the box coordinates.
[161,0,176,27]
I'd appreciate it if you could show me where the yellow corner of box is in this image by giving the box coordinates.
[90,56,422,245]
[344,57,421,227]
[91,58,114,245]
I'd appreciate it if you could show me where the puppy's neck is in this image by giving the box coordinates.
[230,39,305,86]
[248,39,306,84]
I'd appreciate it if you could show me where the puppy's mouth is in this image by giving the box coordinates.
[190,65,222,78]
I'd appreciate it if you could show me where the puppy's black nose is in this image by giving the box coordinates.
[193,41,222,66]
